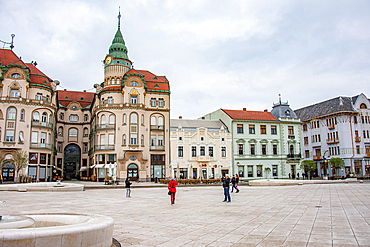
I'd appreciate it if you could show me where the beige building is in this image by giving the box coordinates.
[0,11,170,182]
[0,49,59,181]
[170,118,232,179]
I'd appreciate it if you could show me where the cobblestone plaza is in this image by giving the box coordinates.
[2,183,370,246]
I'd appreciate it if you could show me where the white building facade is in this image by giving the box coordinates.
[294,93,370,177]
[170,119,232,179]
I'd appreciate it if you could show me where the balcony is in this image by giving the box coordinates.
[313,155,322,160]
[355,136,361,142]
[328,123,335,129]
[287,154,301,159]
[95,145,115,151]
[197,156,211,162]
[326,138,339,144]
[30,143,53,150]
[31,121,53,129]
[150,125,164,131]
[150,145,165,151]
[95,124,115,130]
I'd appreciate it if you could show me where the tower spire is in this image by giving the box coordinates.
[118,6,121,29]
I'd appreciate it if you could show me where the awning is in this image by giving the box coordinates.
[95,164,105,168]
[79,167,88,171]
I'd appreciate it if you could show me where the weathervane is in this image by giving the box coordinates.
[0,34,15,50]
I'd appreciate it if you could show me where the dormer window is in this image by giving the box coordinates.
[36,93,42,100]
[131,96,137,104]
[285,110,290,115]
[10,89,19,97]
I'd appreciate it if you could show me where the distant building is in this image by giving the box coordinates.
[170,118,232,179]
[294,93,370,177]
[203,100,302,179]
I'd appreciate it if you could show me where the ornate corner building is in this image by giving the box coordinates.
[0,12,170,182]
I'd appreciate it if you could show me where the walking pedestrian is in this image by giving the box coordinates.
[235,174,240,193]
[125,178,132,198]
[231,175,236,192]
[168,178,178,205]
[222,174,231,203]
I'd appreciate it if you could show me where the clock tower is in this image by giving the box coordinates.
[103,8,132,86]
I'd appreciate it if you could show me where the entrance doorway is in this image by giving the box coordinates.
[127,164,138,181]
[2,162,14,182]
[151,154,165,181]
[63,144,81,179]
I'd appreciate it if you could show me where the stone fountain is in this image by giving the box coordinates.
[0,202,114,247]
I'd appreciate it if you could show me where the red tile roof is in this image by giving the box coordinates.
[222,109,278,121]
[58,90,95,108]
[126,69,169,92]
[0,49,27,67]
[26,63,52,88]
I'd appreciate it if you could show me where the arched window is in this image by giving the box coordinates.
[41,112,47,122]
[151,116,156,126]
[360,103,367,109]
[158,116,164,126]
[122,134,126,145]
[60,113,64,120]
[20,109,25,121]
[58,127,63,136]
[109,114,115,125]
[123,114,127,125]
[130,113,138,124]
[19,131,24,143]
[7,108,16,120]
[101,115,106,124]
[69,128,78,137]
[84,128,88,137]
[32,111,39,122]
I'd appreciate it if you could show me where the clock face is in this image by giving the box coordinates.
[104,55,113,65]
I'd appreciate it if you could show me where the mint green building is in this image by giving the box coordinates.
[202,100,303,180]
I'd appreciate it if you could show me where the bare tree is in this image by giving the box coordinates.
[11,150,28,183]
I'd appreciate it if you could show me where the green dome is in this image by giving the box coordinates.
[109,29,129,60]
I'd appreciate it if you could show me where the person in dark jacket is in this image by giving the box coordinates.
[235,174,240,193]
[222,174,231,202]
[231,175,236,192]
[125,178,132,198]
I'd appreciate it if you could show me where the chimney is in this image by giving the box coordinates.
[243,108,246,111]
[64,89,67,91]
[264,109,268,112]
[179,116,182,119]
[83,90,86,92]
[202,117,205,120]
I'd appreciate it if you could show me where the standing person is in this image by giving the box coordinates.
[125,178,132,198]
[168,178,178,205]
[235,174,240,193]
[231,175,236,192]
[223,174,231,203]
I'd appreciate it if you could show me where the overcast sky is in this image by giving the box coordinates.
[1,0,370,119]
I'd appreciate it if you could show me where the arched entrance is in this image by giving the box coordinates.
[63,144,81,180]
[127,163,138,181]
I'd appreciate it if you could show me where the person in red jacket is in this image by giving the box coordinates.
[168,178,178,205]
